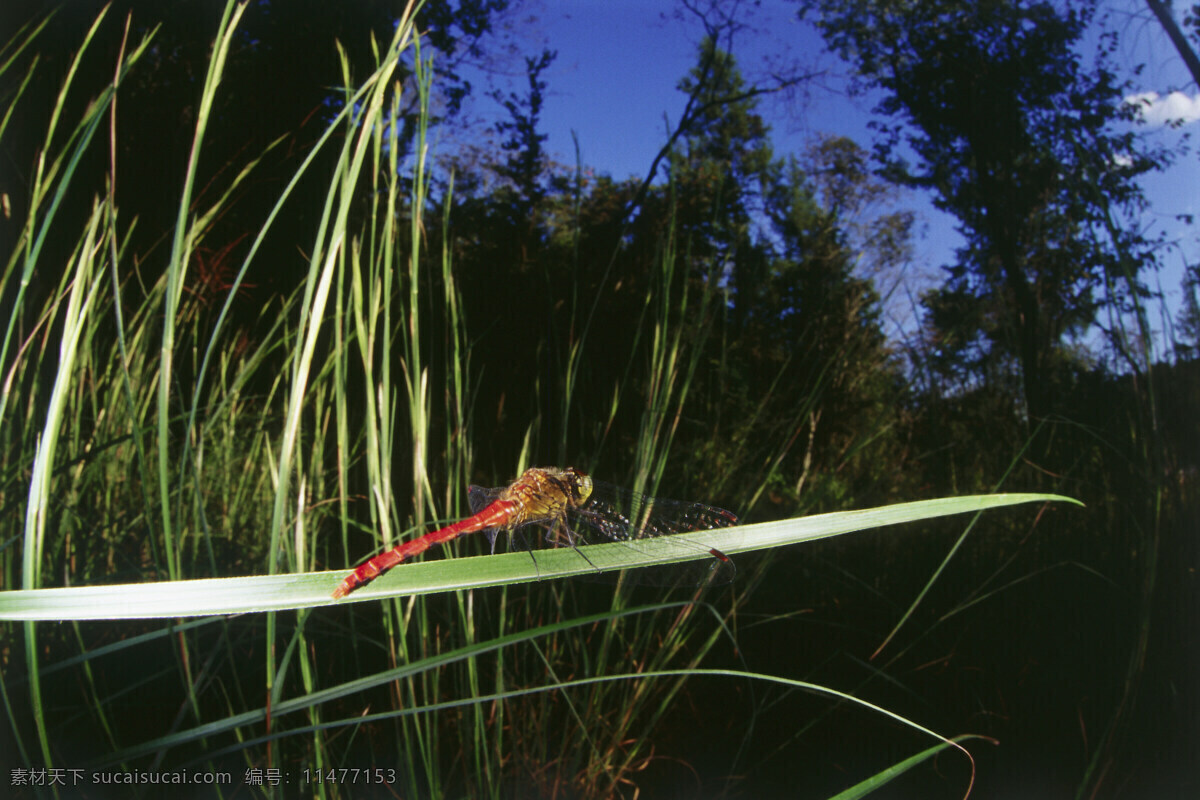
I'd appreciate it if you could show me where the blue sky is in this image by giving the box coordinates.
[451,0,1200,348]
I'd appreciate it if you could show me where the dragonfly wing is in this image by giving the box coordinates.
[574,485,738,541]
[467,484,508,551]
[570,483,739,582]
[564,498,736,586]
[468,484,505,514]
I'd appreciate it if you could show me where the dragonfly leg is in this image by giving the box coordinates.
[568,540,601,574]
[543,515,578,547]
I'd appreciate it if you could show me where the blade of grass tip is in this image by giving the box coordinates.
[828,735,991,800]
[870,424,1045,660]
[651,668,981,796]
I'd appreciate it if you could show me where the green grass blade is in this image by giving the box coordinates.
[828,735,990,800]
[0,493,1077,620]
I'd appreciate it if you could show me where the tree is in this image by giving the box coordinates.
[804,0,1163,422]
[489,48,556,255]
[738,139,903,507]
[1144,0,1200,87]
[667,35,775,326]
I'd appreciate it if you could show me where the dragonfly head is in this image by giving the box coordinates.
[563,467,593,505]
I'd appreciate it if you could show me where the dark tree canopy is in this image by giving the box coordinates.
[489,48,556,250]
[804,0,1164,420]
[670,35,775,263]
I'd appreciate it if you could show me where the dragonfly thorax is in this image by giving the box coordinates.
[502,466,594,528]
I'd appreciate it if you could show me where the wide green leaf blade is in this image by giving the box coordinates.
[0,493,1078,620]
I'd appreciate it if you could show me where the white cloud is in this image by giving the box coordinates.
[1124,90,1200,127]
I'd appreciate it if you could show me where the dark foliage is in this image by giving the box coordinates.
[803,0,1166,426]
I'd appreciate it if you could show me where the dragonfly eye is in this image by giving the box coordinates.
[565,467,593,504]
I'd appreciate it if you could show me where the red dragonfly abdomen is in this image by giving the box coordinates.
[330,499,518,598]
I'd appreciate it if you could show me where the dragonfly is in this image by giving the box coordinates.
[332,466,738,599]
